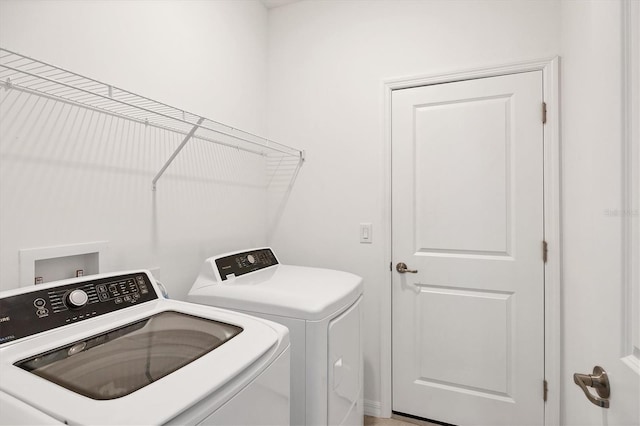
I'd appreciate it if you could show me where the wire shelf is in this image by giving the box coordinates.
[0,47,304,189]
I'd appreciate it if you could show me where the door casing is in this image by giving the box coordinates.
[379,57,561,425]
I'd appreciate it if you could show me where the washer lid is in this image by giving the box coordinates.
[189,265,363,320]
[15,311,242,400]
[0,300,289,425]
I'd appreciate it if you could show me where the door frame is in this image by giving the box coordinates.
[380,57,561,425]
[621,0,640,375]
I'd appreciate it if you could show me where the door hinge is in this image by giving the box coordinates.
[542,102,547,124]
[544,379,548,402]
[543,240,548,263]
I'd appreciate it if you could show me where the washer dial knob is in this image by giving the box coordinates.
[247,254,256,264]
[66,289,89,309]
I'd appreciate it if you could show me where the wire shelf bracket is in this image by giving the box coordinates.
[0,47,305,190]
[152,117,205,191]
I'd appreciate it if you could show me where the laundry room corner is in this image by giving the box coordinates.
[3,1,638,425]
[264,0,560,415]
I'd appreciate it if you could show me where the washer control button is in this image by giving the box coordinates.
[33,298,46,308]
[66,289,89,309]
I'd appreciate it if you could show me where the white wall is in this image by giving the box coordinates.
[266,0,560,412]
[0,0,271,299]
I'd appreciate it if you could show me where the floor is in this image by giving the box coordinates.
[364,414,439,426]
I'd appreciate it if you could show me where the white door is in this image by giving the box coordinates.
[561,1,640,424]
[391,71,545,425]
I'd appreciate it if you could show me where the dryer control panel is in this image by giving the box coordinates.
[215,248,279,281]
[0,272,158,344]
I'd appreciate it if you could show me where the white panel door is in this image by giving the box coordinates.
[562,1,640,424]
[392,71,544,425]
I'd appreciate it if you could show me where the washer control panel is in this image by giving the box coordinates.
[215,248,279,281]
[0,272,158,344]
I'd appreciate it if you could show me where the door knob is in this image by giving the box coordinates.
[573,366,610,408]
[396,262,418,273]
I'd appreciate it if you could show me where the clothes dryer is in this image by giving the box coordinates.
[0,270,290,425]
[188,248,363,426]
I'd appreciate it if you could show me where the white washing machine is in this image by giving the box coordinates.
[188,248,363,426]
[0,270,290,425]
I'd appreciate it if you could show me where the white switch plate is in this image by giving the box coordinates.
[360,223,373,244]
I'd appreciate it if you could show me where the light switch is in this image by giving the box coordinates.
[360,223,373,244]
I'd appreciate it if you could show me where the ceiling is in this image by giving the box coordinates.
[261,0,300,9]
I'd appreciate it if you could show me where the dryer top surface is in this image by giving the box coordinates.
[189,264,363,321]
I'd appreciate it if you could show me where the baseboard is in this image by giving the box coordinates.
[364,399,382,417]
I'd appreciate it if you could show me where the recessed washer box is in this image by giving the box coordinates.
[19,241,109,287]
